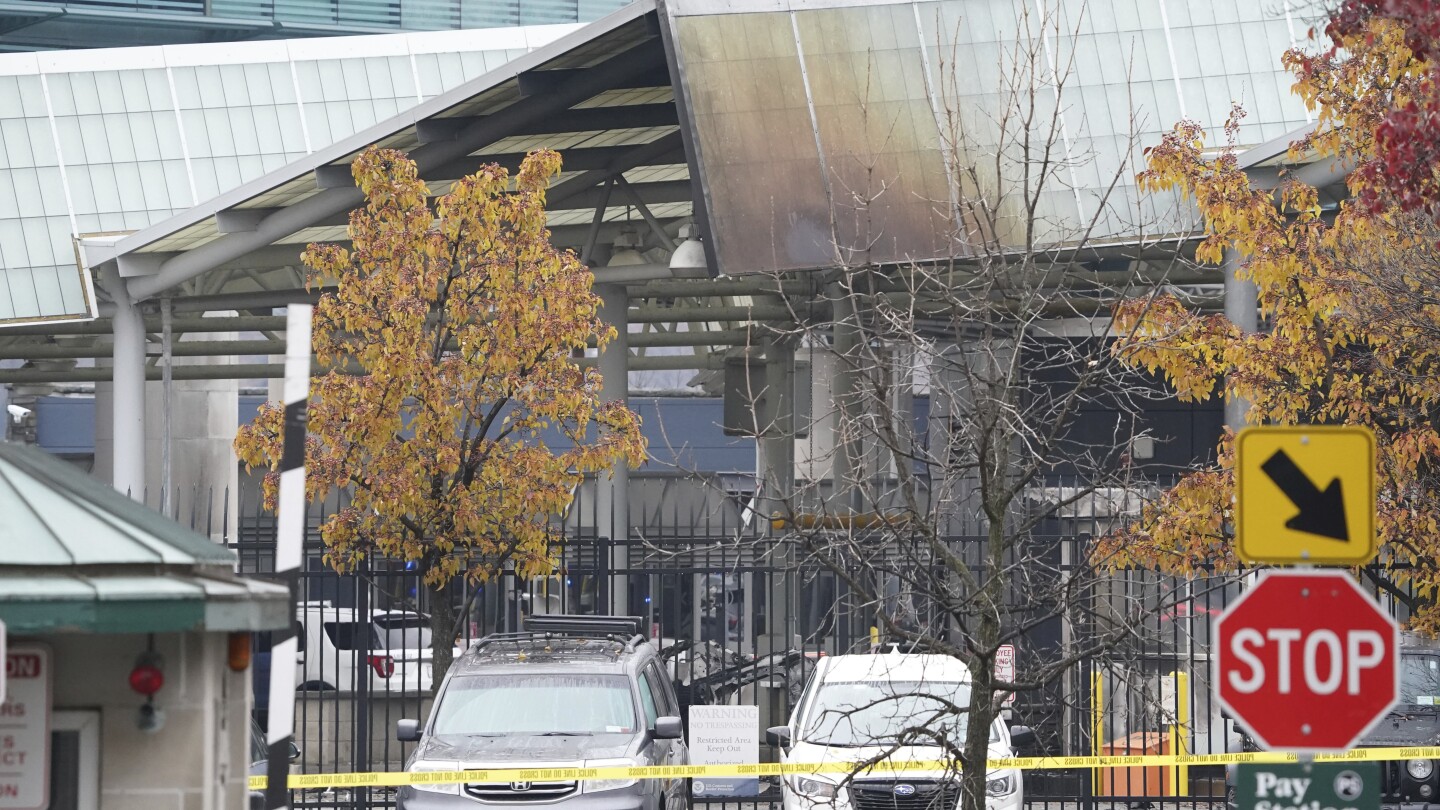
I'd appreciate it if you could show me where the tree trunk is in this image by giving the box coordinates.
[427,579,457,694]
[960,662,998,810]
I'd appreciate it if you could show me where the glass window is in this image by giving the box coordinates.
[17,76,46,118]
[36,167,68,217]
[373,615,432,650]
[93,73,125,115]
[637,669,660,727]
[130,114,161,162]
[143,69,171,110]
[46,76,76,117]
[105,114,137,163]
[1401,653,1440,706]
[0,176,20,220]
[172,68,202,109]
[1,119,33,168]
[321,621,381,651]
[120,72,149,110]
[0,76,22,117]
[432,674,638,736]
[644,663,674,715]
[26,119,55,168]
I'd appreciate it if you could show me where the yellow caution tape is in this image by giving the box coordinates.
[247,746,1440,792]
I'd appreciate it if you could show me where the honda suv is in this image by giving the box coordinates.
[394,615,688,810]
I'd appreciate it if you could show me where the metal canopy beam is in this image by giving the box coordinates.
[426,142,685,182]
[120,38,668,303]
[0,352,726,384]
[413,102,678,145]
[517,65,672,97]
[546,130,686,206]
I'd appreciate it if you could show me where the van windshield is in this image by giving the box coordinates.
[432,674,637,736]
[802,681,974,747]
[1401,652,1440,706]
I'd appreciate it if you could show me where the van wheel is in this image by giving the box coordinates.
[298,681,334,692]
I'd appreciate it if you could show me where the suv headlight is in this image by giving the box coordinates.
[791,777,839,799]
[409,761,463,795]
[583,759,639,793]
[986,774,1017,798]
[1408,759,1435,780]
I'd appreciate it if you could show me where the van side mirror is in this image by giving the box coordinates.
[396,719,422,742]
[654,716,683,740]
[1009,724,1036,749]
[766,726,791,748]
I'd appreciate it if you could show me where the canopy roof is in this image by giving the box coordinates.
[0,440,288,634]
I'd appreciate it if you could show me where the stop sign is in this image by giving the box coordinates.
[1215,570,1398,752]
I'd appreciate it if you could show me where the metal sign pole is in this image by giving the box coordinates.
[265,304,311,810]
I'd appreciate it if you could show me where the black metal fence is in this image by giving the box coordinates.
[157,475,1409,810]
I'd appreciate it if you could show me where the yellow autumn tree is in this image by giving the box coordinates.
[1101,18,1440,630]
[235,146,647,684]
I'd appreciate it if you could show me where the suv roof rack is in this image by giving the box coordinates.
[523,614,644,637]
[469,615,647,655]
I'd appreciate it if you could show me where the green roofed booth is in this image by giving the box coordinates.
[0,440,288,810]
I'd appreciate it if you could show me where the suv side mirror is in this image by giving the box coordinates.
[288,741,302,761]
[1009,724,1036,749]
[396,719,422,742]
[766,726,791,748]
[654,716,683,740]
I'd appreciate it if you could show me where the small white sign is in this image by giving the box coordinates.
[1,645,50,810]
[995,644,1016,707]
[688,705,758,797]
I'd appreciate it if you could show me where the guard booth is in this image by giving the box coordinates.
[0,442,288,810]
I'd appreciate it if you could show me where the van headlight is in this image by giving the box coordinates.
[409,761,463,795]
[1408,759,1435,780]
[986,774,1017,797]
[583,759,639,793]
[791,777,839,799]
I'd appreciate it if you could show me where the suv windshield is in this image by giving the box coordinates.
[432,674,637,736]
[803,680,974,747]
[1401,652,1440,706]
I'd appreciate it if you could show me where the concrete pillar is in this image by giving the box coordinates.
[759,338,796,510]
[94,304,241,537]
[1223,248,1257,430]
[596,284,630,616]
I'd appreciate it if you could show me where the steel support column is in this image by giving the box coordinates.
[108,270,146,498]
[596,284,631,616]
[1223,248,1257,430]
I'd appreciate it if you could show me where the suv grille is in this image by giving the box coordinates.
[851,780,960,810]
[464,781,578,802]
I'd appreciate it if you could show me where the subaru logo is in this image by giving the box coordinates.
[511,782,532,792]
[893,784,917,796]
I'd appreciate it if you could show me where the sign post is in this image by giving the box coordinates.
[1235,762,1380,810]
[688,705,759,797]
[995,644,1016,707]
[1237,426,1376,565]
[1,645,50,810]
[1214,570,1398,751]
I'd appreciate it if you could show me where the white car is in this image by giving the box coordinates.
[769,653,1033,810]
[296,602,434,693]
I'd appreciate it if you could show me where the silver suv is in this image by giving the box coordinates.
[395,615,688,810]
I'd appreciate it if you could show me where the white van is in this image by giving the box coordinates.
[768,653,1033,810]
[296,602,434,693]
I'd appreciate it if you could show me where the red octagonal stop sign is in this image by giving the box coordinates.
[1215,570,1399,752]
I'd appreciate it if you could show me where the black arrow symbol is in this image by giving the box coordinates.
[1259,448,1350,541]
